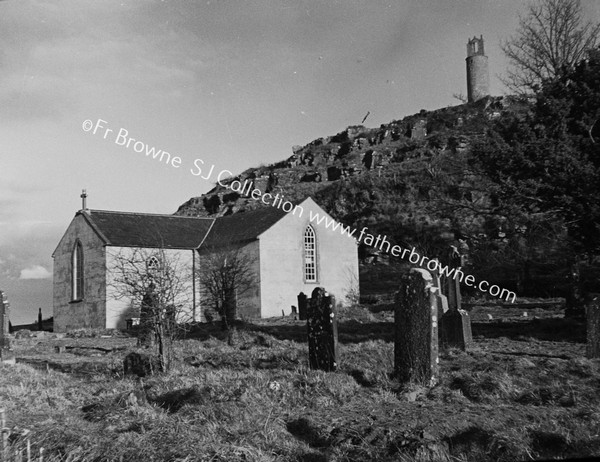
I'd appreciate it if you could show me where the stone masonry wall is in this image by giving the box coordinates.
[53,213,107,332]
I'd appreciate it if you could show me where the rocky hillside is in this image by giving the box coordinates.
[176,96,520,220]
[175,96,553,297]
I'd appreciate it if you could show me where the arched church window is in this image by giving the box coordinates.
[304,225,317,282]
[71,241,84,301]
[146,255,160,272]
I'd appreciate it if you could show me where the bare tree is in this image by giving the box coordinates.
[502,0,600,94]
[197,246,256,345]
[108,247,193,371]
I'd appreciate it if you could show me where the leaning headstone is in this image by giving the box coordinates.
[297,292,308,321]
[0,291,15,365]
[306,287,338,372]
[441,309,473,351]
[440,274,472,351]
[394,269,439,386]
[586,294,600,358]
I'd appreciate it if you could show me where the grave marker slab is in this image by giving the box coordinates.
[586,294,600,358]
[306,287,338,372]
[0,291,15,365]
[297,292,308,321]
[441,273,472,351]
[394,269,439,386]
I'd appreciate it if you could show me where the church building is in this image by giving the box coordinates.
[52,195,359,332]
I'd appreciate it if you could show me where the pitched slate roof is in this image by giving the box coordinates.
[199,206,288,249]
[83,210,214,249]
[79,205,288,250]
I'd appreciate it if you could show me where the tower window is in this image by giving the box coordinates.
[304,225,317,282]
[71,241,84,301]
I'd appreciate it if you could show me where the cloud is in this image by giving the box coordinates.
[19,265,52,280]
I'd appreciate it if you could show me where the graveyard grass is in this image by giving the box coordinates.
[2,303,600,462]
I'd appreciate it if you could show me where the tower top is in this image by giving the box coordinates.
[467,35,485,57]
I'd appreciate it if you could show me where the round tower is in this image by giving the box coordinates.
[466,36,489,103]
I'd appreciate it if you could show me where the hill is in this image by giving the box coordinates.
[175,96,557,299]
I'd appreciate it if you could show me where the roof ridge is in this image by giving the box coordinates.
[88,209,213,219]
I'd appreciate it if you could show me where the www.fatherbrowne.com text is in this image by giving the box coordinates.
[221,178,517,304]
[82,117,516,303]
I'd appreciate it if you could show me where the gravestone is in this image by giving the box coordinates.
[123,352,160,377]
[586,294,600,358]
[138,283,158,348]
[441,275,473,351]
[0,291,15,365]
[306,287,338,372]
[395,269,439,386]
[297,292,308,321]
[429,263,448,320]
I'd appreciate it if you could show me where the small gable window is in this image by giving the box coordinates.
[304,225,317,282]
[71,241,84,301]
[146,256,160,272]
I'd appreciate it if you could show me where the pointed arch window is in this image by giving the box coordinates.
[146,255,160,272]
[71,241,84,301]
[304,225,317,282]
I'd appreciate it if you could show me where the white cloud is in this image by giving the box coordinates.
[19,265,51,280]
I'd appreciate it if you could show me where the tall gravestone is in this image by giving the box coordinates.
[297,292,308,321]
[0,291,15,365]
[395,269,439,386]
[586,294,600,358]
[138,283,158,348]
[306,287,338,372]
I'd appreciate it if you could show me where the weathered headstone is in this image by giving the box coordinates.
[297,292,308,321]
[138,283,158,348]
[440,272,472,351]
[446,274,462,311]
[306,287,338,372]
[429,263,448,320]
[123,352,160,377]
[586,294,600,358]
[395,269,439,386]
[0,291,15,365]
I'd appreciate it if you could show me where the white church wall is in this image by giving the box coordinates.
[196,240,261,321]
[258,198,358,318]
[105,247,196,330]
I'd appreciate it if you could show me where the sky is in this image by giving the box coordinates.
[2,0,599,325]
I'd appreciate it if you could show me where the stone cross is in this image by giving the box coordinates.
[306,287,338,372]
[394,269,439,386]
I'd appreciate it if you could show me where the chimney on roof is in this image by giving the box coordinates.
[80,189,88,211]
